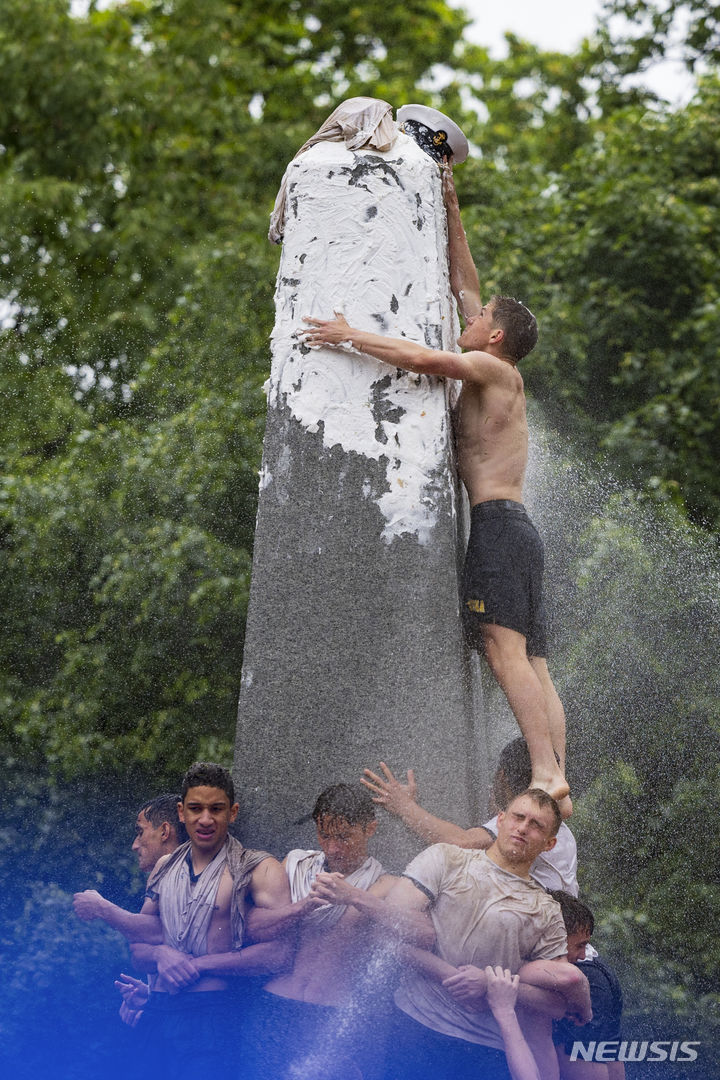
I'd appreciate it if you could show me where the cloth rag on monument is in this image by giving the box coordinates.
[268,97,398,244]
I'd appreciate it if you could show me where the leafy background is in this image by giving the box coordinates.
[1,1,719,1076]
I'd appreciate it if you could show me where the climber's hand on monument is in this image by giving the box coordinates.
[362,761,418,816]
[442,964,489,1009]
[301,312,352,346]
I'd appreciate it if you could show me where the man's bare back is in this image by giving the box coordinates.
[454,357,528,506]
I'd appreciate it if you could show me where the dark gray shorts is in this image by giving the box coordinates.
[244,990,364,1078]
[461,500,547,658]
[387,1007,512,1080]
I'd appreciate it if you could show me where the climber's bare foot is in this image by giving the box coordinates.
[530,772,570,806]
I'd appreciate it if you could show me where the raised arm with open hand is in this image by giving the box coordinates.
[441,162,482,321]
[362,762,494,850]
[361,762,418,816]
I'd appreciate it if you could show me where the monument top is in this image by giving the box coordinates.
[269,96,398,244]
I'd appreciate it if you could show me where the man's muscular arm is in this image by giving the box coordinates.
[441,962,567,1018]
[400,944,458,984]
[362,762,494,850]
[396,946,564,1021]
[301,313,465,378]
[73,890,163,944]
[132,939,292,985]
[246,893,327,941]
[193,939,294,979]
[519,958,593,1024]
[442,164,483,321]
[301,313,495,385]
[245,855,322,941]
[129,942,201,991]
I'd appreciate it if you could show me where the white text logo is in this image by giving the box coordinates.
[569,1040,700,1063]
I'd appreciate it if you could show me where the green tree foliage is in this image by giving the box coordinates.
[526,432,720,1069]
[600,0,720,73]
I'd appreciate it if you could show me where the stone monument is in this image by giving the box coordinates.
[234,100,487,865]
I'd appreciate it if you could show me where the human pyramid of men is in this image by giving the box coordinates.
[74,140,625,1080]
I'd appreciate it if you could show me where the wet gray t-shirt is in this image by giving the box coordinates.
[395,845,567,1050]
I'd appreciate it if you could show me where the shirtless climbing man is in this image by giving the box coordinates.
[301,166,569,810]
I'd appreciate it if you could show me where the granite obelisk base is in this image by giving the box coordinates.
[234,134,488,867]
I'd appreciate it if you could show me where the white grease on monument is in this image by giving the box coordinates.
[266,135,457,545]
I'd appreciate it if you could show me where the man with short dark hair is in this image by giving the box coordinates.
[132,793,187,874]
[73,794,184,943]
[244,782,396,1079]
[302,166,569,811]
[114,793,187,1027]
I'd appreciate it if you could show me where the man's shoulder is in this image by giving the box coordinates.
[557,821,577,844]
[416,841,477,863]
[369,872,397,898]
[406,843,481,883]
[580,956,622,994]
[154,851,176,872]
[536,883,567,914]
[226,836,276,881]
[284,847,321,862]
[248,851,283,876]
[457,349,514,383]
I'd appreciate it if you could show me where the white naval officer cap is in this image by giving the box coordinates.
[396,104,469,164]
